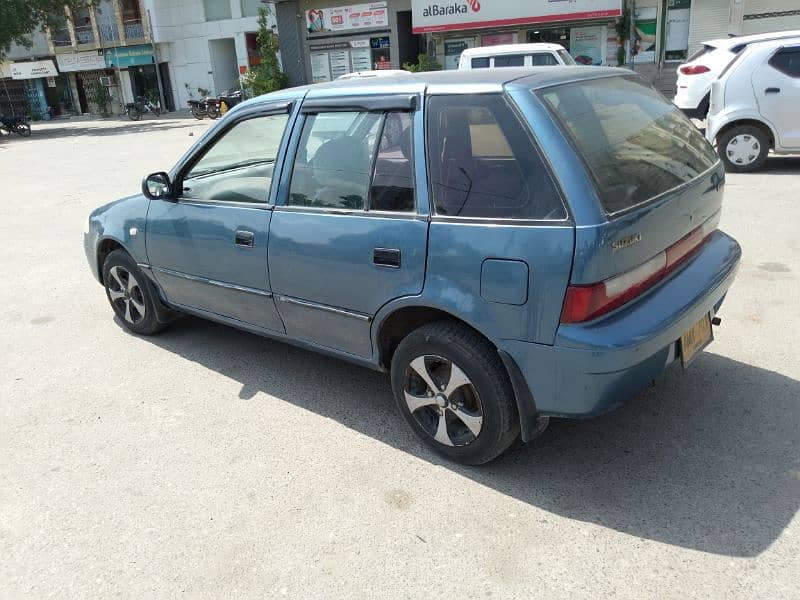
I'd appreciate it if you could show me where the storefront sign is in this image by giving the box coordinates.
[310,52,332,83]
[412,0,622,33]
[56,51,106,72]
[104,44,154,68]
[10,59,58,79]
[570,26,605,65]
[443,37,475,69]
[633,7,657,63]
[306,2,388,34]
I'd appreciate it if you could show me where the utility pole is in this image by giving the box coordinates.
[146,7,167,111]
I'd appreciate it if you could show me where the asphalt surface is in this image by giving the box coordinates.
[1,117,798,599]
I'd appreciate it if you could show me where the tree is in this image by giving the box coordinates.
[241,5,288,97]
[402,54,442,73]
[0,0,94,60]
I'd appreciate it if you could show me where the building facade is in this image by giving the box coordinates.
[142,0,278,109]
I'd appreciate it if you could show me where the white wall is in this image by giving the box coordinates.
[142,0,277,106]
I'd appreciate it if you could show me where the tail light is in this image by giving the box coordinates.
[679,65,710,75]
[560,220,718,324]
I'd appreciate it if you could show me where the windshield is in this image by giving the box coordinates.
[539,75,719,215]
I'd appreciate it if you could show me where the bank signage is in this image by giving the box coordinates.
[104,44,154,68]
[10,59,58,79]
[411,0,622,33]
[56,51,106,72]
[306,2,388,34]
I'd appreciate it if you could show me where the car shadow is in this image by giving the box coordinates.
[758,155,800,174]
[141,315,800,558]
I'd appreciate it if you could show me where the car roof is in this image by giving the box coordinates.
[704,29,800,50]
[460,43,566,56]
[234,66,628,111]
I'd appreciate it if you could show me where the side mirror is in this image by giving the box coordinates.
[142,171,173,200]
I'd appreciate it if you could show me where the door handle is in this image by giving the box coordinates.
[373,247,401,268]
[765,87,781,94]
[235,230,255,248]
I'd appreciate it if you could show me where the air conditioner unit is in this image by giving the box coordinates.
[99,76,113,86]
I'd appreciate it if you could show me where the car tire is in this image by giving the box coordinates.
[102,249,165,336]
[390,321,520,465]
[718,125,769,173]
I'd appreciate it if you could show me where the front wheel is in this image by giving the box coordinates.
[391,321,520,465]
[126,106,142,121]
[208,106,221,119]
[191,108,205,120]
[718,125,769,172]
[13,122,31,137]
[102,250,165,336]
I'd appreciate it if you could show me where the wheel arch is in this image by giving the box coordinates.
[96,237,127,284]
[715,118,776,149]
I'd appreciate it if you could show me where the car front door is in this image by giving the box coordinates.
[268,99,426,358]
[752,45,800,149]
[145,102,295,332]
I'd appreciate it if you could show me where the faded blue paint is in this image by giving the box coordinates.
[84,67,741,428]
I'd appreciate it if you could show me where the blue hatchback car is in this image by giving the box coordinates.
[85,68,741,464]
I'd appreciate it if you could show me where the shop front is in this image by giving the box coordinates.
[9,59,63,119]
[301,0,423,82]
[104,44,160,109]
[56,51,109,115]
[411,0,623,68]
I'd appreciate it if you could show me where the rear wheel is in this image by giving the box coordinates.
[208,105,221,119]
[102,250,165,336]
[390,321,520,465]
[718,125,769,172]
[191,108,205,120]
[13,122,31,137]
[126,106,142,121]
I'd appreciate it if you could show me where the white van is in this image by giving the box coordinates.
[458,43,576,69]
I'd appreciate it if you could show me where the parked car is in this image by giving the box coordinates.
[85,68,740,464]
[706,37,800,172]
[458,43,576,69]
[674,29,800,119]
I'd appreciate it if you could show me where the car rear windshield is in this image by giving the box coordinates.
[538,75,718,215]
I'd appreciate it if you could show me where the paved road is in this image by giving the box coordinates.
[1,118,798,599]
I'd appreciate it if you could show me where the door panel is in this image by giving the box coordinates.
[146,201,284,331]
[269,211,427,356]
[752,48,800,149]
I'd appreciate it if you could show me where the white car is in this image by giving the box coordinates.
[458,43,576,69]
[336,70,410,80]
[706,37,800,172]
[675,29,800,119]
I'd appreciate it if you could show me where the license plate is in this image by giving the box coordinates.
[680,313,714,368]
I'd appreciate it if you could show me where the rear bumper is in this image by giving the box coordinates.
[499,231,741,418]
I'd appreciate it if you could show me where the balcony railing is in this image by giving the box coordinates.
[124,20,145,40]
[75,25,95,44]
[98,21,120,43]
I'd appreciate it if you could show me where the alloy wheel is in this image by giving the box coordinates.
[725,133,760,166]
[107,266,146,325]
[403,355,483,447]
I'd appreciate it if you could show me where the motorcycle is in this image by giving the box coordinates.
[218,89,243,112]
[0,114,32,137]
[187,97,220,120]
[126,96,161,121]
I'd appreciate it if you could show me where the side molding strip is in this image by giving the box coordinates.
[275,295,372,322]
[152,266,272,298]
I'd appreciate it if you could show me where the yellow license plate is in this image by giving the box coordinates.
[680,313,714,368]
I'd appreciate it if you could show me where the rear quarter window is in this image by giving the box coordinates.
[538,75,718,215]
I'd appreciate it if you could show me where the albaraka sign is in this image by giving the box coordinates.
[411,0,622,33]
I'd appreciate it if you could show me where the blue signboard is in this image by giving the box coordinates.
[104,44,154,68]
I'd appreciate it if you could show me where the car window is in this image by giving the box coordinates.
[539,75,718,215]
[288,111,382,210]
[370,112,415,212]
[494,54,525,67]
[769,47,800,77]
[182,113,289,203]
[531,53,558,66]
[427,94,566,220]
[471,57,490,68]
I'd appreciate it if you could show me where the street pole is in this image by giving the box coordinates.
[146,8,167,112]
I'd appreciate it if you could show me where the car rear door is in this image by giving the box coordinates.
[752,44,800,149]
[267,95,427,358]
